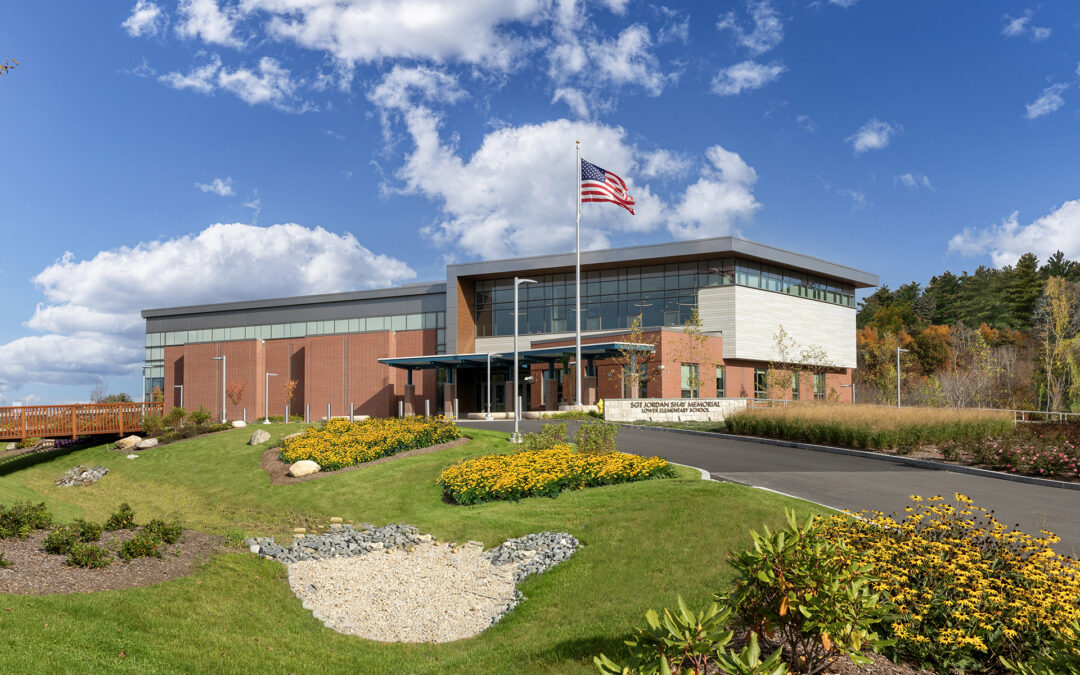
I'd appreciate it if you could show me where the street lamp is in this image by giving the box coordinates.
[173,384,183,409]
[896,348,909,408]
[513,276,537,442]
[838,383,853,404]
[264,372,278,423]
[211,355,226,423]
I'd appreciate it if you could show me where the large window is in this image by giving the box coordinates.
[473,259,856,337]
[681,363,699,398]
[716,365,726,398]
[754,368,768,399]
[791,373,800,401]
[814,373,826,400]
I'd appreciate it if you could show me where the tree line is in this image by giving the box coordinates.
[856,250,1080,411]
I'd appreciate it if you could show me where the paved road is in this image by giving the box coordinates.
[460,420,1080,555]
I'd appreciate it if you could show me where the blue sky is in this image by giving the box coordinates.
[1,0,1078,404]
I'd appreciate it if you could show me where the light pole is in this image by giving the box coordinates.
[574,141,582,409]
[896,348,909,408]
[173,384,183,409]
[264,372,277,423]
[838,382,853,404]
[211,355,226,423]
[485,353,493,420]
[513,276,537,442]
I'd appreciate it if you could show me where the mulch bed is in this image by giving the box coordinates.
[0,529,222,595]
[262,436,470,485]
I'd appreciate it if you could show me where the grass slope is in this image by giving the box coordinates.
[0,426,829,674]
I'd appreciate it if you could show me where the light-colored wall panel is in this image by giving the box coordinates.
[730,286,856,367]
[698,286,737,359]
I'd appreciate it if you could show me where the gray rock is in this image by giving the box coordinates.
[248,429,271,445]
[55,465,109,487]
[249,544,261,554]
[135,438,158,449]
[5,443,14,451]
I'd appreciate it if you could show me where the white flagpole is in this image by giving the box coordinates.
[575,141,583,408]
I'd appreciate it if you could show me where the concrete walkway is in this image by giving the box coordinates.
[460,420,1080,555]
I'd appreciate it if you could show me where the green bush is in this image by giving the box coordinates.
[0,501,52,539]
[0,552,11,568]
[119,530,164,561]
[1001,621,1080,674]
[66,542,112,569]
[541,410,602,420]
[141,413,164,436]
[721,510,890,675]
[574,421,618,454]
[520,422,568,451]
[14,437,41,449]
[43,520,102,555]
[163,406,188,429]
[104,503,136,531]
[189,407,211,426]
[142,518,182,545]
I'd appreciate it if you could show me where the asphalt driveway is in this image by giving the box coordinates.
[460,420,1080,555]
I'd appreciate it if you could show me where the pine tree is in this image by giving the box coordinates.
[1006,252,1043,331]
[1040,250,1080,282]
[925,271,961,325]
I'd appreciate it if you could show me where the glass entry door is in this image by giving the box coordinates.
[477,373,507,413]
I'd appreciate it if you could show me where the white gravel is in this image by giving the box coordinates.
[287,543,522,643]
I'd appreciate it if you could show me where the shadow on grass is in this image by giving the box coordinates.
[534,632,631,671]
[0,442,99,477]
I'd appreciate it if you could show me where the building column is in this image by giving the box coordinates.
[402,368,415,416]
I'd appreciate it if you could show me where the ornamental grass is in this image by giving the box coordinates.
[279,417,461,471]
[726,402,1012,453]
[437,444,674,505]
[821,494,1080,671]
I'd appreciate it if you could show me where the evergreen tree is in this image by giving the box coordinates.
[1006,252,1043,331]
[925,271,961,325]
[1040,250,1080,282]
[856,285,893,329]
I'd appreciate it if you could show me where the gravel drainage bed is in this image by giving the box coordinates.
[247,524,579,642]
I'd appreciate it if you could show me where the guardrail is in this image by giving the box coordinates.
[0,402,164,441]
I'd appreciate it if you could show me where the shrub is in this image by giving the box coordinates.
[280,417,461,471]
[142,518,182,545]
[14,437,40,449]
[593,598,787,675]
[163,406,188,429]
[66,542,112,568]
[821,495,1080,671]
[104,503,136,531]
[438,444,674,504]
[119,530,164,561]
[0,552,10,568]
[940,422,1080,479]
[189,406,211,426]
[574,421,618,454]
[0,501,52,539]
[541,410,602,420]
[43,526,78,554]
[722,510,889,675]
[141,413,164,436]
[1001,620,1080,674]
[520,422,567,451]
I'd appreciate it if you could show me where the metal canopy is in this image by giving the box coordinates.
[377,341,653,371]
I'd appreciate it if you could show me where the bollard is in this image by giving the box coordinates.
[285,405,289,422]
[424,399,430,417]
[349,402,354,422]
[398,400,403,418]
[327,403,331,422]
[452,398,459,419]
[305,405,309,423]
[242,409,246,423]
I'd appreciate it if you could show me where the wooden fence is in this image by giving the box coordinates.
[0,402,164,441]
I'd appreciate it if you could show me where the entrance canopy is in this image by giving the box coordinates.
[378,341,654,371]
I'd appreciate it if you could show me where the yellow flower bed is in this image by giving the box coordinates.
[822,494,1080,670]
[279,417,461,471]
[437,443,674,504]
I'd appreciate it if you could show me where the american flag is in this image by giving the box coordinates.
[580,159,635,215]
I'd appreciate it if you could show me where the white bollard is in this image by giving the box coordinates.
[398,400,404,418]
[349,402,354,423]
[285,405,289,422]
[305,405,309,423]
[452,399,459,419]
[326,403,331,422]
[242,409,246,423]
[425,399,430,417]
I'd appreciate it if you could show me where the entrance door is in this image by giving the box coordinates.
[476,373,507,412]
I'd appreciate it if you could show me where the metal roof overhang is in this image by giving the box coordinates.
[378,341,654,370]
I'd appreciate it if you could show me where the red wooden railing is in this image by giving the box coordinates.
[0,402,164,441]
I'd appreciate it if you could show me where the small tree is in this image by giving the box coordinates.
[225,382,246,407]
[768,325,837,400]
[1035,277,1080,411]
[150,386,164,403]
[89,383,107,404]
[607,314,659,398]
[283,379,298,411]
[678,308,712,397]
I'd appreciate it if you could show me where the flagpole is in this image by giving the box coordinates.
[575,140,583,408]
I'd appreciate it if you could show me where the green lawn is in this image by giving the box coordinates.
[0,426,830,674]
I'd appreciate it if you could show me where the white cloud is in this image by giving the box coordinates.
[949,200,1080,267]
[895,172,933,189]
[0,223,415,391]
[159,54,312,112]
[552,87,590,118]
[846,118,901,154]
[123,0,167,38]
[717,1,784,56]
[711,60,785,96]
[835,188,866,210]
[176,0,244,48]
[1025,83,1068,119]
[589,25,666,96]
[1002,10,1051,42]
[369,67,761,258]
[795,114,817,132]
[828,0,859,7]
[195,176,235,196]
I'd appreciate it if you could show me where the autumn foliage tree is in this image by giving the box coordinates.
[225,382,246,407]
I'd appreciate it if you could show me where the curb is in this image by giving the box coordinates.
[618,423,1080,493]
[668,462,847,513]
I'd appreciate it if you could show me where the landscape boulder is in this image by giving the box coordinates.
[249,429,271,445]
[231,420,247,428]
[282,432,304,441]
[135,438,158,450]
[288,460,320,477]
[115,435,142,450]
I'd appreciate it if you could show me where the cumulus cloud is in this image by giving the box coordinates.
[0,223,416,392]
[547,23,671,99]
[846,118,901,154]
[552,87,590,119]
[895,172,933,189]
[195,176,235,196]
[948,200,1080,267]
[717,1,784,56]
[1002,9,1051,42]
[711,60,785,96]
[159,54,312,112]
[1025,83,1068,119]
[835,188,866,210]
[122,0,167,38]
[589,25,667,95]
[369,67,761,258]
[176,0,244,48]
[828,0,859,7]
[795,114,817,132]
